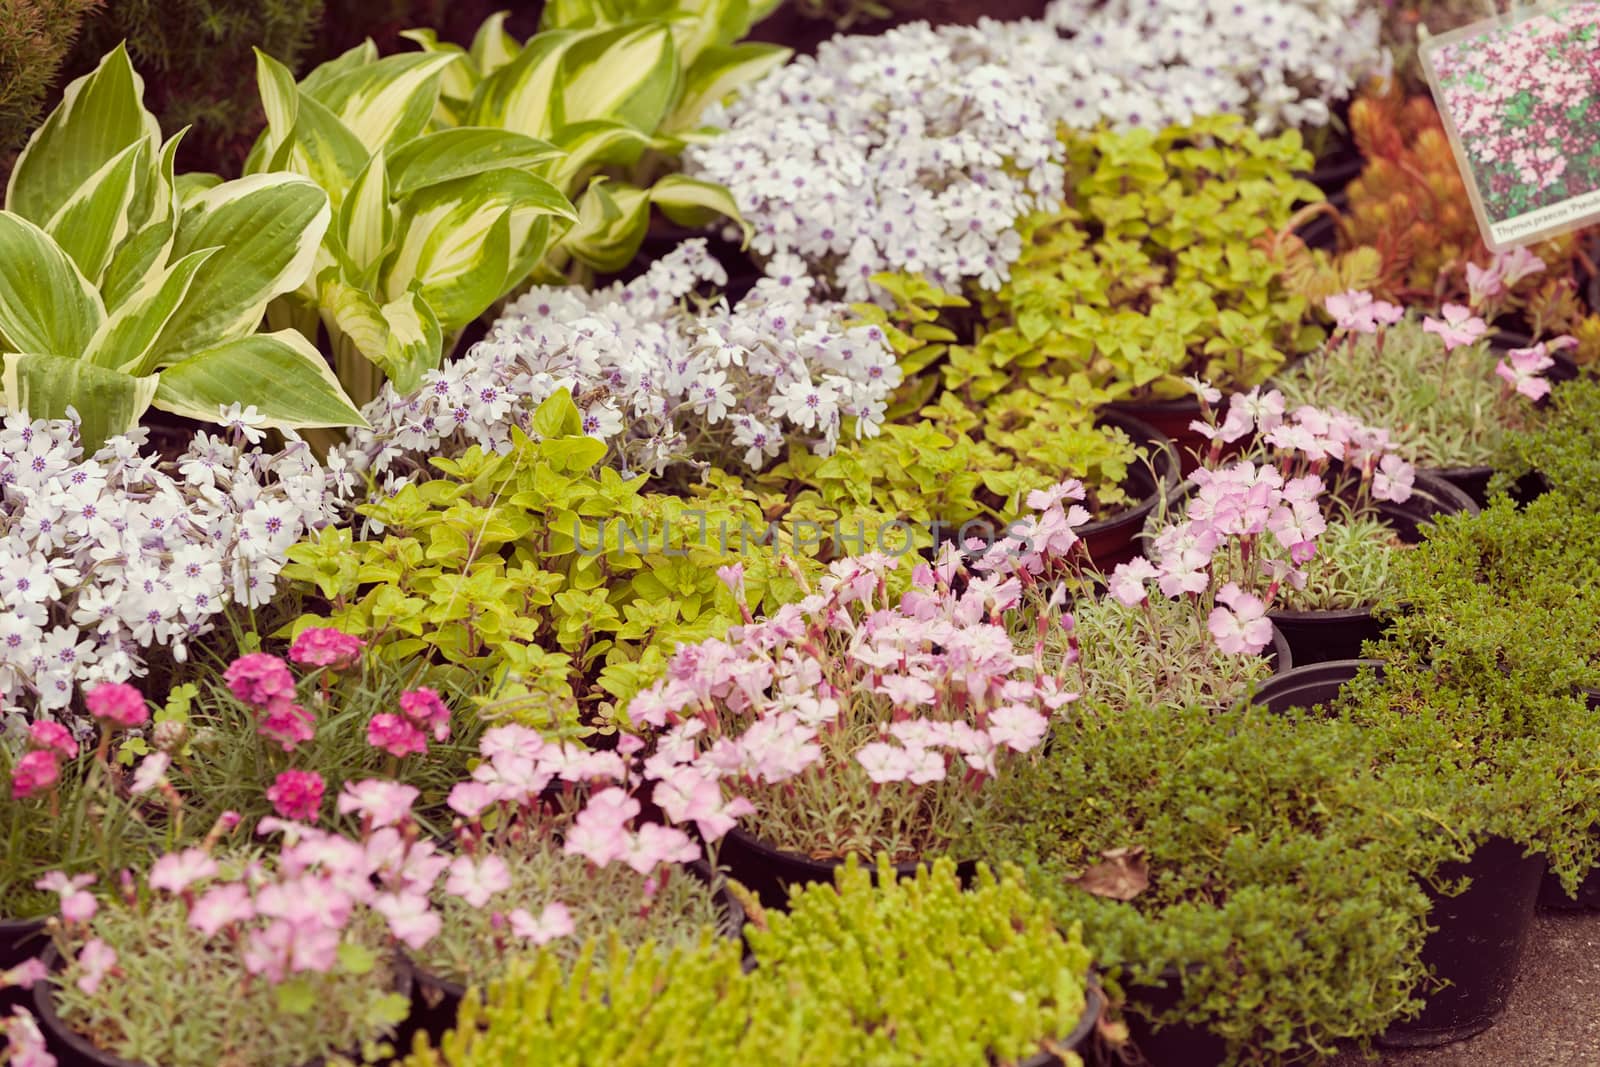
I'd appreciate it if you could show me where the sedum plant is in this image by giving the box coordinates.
[401,1,790,278]
[967,117,1325,401]
[244,43,577,407]
[0,44,363,452]
[404,858,1096,1067]
[284,390,818,723]
[967,697,1458,1064]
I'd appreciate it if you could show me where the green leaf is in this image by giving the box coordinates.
[469,29,580,140]
[320,273,443,394]
[0,212,105,355]
[555,23,682,133]
[275,977,316,1016]
[1,354,158,453]
[339,150,394,277]
[152,174,331,359]
[5,44,161,227]
[470,11,523,78]
[153,330,366,430]
[43,138,150,287]
[663,42,789,132]
[649,174,747,240]
[548,120,652,195]
[531,389,585,438]
[87,247,217,374]
[561,179,650,273]
[337,941,378,976]
[387,128,564,199]
[308,52,461,153]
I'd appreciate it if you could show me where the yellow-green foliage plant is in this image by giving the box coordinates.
[962,116,1325,403]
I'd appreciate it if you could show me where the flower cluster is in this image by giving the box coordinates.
[367,688,453,759]
[1044,0,1380,135]
[1432,3,1600,221]
[0,415,342,726]
[1107,390,1418,653]
[623,550,1077,859]
[338,241,901,489]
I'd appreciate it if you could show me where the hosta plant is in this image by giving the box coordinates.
[966,117,1325,401]
[244,44,577,406]
[285,390,819,724]
[1275,285,1568,470]
[403,858,1097,1067]
[0,45,363,452]
[624,546,1076,863]
[967,697,1457,1064]
[416,722,731,988]
[401,1,790,278]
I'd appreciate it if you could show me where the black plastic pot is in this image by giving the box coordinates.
[0,917,47,972]
[1078,412,1181,571]
[1017,979,1107,1066]
[717,828,974,911]
[1120,968,1231,1067]
[1267,472,1478,665]
[33,945,414,1067]
[1252,660,1547,1047]
[1105,395,1206,475]
[401,860,747,1044]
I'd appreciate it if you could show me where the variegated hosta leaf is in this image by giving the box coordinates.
[301,40,381,98]
[5,43,161,227]
[253,51,370,209]
[384,169,576,330]
[151,174,331,361]
[320,272,443,395]
[386,128,563,199]
[470,30,581,141]
[304,52,461,154]
[659,0,755,70]
[100,133,186,312]
[663,42,790,133]
[42,138,149,287]
[470,12,523,80]
[86,248,216,374]
[338,150,394,279]
[1,353,158,454]
[562,179,651,273]
[548,120,651,196]
[555,23,682,134]
[649,173,749,240]
[153,330,366,430]
[0,213,105,356]
[397,29,477,127]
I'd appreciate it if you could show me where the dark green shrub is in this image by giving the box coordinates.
[0,0,102,167]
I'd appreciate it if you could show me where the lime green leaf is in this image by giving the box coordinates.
[337,941,378,976]
[275,978,316,1016]
[531,389,585,438]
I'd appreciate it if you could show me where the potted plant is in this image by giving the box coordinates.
[402,722,742,1040]
[1273,280,1576,506]
[1142,388,1476,664]
[29,784,439,1067]
[959,695,1454,1066]
[1495,374,1600,504]
[399,857,1102,1067]
[621,545,1075,906]
[1257,492,1600,1046]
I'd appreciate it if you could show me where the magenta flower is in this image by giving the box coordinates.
[74,940,117,996]
[27,721,77,761]
[509,902,574,946]
[368,713,428,758]
[257,701,315,752]
[148,848,220,894]
[224,653,297,709]
[11,750,59,799]
[288,627,366,671]
[398,688,451,742]
[1422,304,1489,351]
[85,682,148,728]
[266,770,326,822]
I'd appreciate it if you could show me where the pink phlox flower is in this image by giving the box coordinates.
[856,741,920,784]
[2,959,48,990]
[715,562,745,597]
[1493,247,1546,287]
[563,787,641,868]
[398,688,451,742]
[337,779,419,829]
[74,939,117,996]
[875,673,937,707]
[1422,303,1488,351]
[223,654,296,710]
[189,883,257,937]
[85,682,148,728]
[478,724,547,764]
[445,855,512,908]
[2,1006,54,1067]
[447,780,498,819]
[266,770,325,822]
[1207,583,1275,656]
[367,712,427,758]
[1182,376,1223,405]
[1325,289,1380,333]
[288,627,365,671]
[734,711,822,783]
[651,763,752,842]
[129,753,171,796]
[1024,478,1087,512]
[149,848,219,894]
[27,722,77,761]
[1108,557,1159,607]
[509,902,574,946]
[257,874,355,932]
[1372,454,1416,504]
[1466,261,1505,305]
[1497,344,1557,401]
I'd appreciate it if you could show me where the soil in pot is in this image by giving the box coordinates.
[401,860,747,1045]
[33,945,414,1067]
[1267,472,1478,666]
[1252,660,1547,1047]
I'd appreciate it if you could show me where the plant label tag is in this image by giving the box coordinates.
[1420,2,1600,250]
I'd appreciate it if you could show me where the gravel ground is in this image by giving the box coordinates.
[1325,910,1600,1066]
